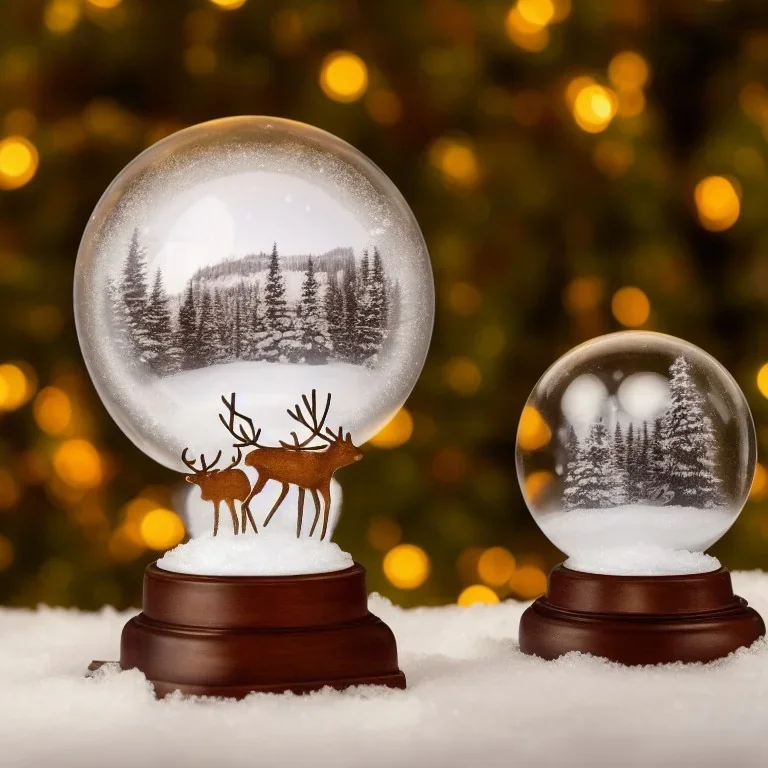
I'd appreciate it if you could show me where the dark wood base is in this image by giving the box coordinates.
[519,565,765,665]
[112,562,405,698]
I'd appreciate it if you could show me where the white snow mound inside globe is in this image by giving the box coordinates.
[517,332,756,576]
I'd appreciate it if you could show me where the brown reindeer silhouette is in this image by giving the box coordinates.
[181,447,258,536]
[219,391,362,539]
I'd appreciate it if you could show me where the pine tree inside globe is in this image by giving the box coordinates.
[515,331,765,665]
[75,116,433,696]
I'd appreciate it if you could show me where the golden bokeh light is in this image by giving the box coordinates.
[750,463,768,501]
[448,282,483,316]
[616,88,646,118]
[33,387,72,435]
[757,362,768,399]
[367,516,402,551]
[369,408,414,449]
[3,109,37,136]
[524,470,554,503]
[477,547,517,587]
[53,439,103,489]
[0,136,39,190]
[87,0,122,8]
[319,51,368,103]
[44,0,81,34]
[429,138,481,189]
[608,51,650,91]
[572,84,617,133]
[516,0,556,29]
[563,276,604,314]
[0,535,14,571]
[208,0,247,9]
[0,363,35,411]
[457,584,500,607]
[593,140,634,178]
[476,325,506,358]
[565,75,595,107]
[517,406,552,451]
[139,508,186,550]
[611,286,650,327]
[108,526,146,562]
[365,89,402,125]
[0,470,21,509]
[504,8,550,53]
[509,564,547,598]
[694,175,741,232]
[383,544,430,589]
[444,356,482,395]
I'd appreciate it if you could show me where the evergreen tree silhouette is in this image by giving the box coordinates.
[338,259,359,363]
[144,269,180,376]
[371,247,388,331]
[119,228,152,366]
[195,289,218,365]
[611,422,628,505]
[177,281,198,370]
[297,257,330,363]
[561,426,583,509]
[324,270,345,358]
[259,242,289,361]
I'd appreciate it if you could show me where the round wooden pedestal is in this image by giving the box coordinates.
[118,563,406,697]
[519,565,765,665]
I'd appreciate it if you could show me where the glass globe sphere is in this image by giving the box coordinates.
[74,117,434,472]
[516,331,756,576]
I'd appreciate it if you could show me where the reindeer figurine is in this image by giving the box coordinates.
[181,447,258,536]
[219,390,363,540]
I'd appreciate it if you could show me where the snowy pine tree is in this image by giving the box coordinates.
[564,420,614,509]
[195,289,218,366]
[611,422,628,505]
[258,243,290,362]
[297,257,331,364]
[646,416,672,503]
[338,259,359,363]
[663,355,724,507]
[371,247,388,331]
[324,270,345,359]
[177,281,198,370]
[119,228,152,367]
[561,426,584,510]
[144,270,180,376]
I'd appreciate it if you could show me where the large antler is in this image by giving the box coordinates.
[181,447,222,472]
[280,390,334,450]
[219,393,267,448]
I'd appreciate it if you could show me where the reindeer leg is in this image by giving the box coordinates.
[243,473,268,513]
[242,502,259,534]
[297,487,305,538]
[264,483,289,527]
[320,483,332,540]
[227,499,239,535]
[213,501,220,537]
[309,489,322,537]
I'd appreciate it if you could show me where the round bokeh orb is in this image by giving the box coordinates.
[75,117,434,471]
[516,331,756,576]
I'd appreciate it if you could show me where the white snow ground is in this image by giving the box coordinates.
[3,571,768,766]
[157,530,353,576]
[538,505,735,575]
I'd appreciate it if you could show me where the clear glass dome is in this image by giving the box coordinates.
[74,116,434,472]
[516,331,756,576]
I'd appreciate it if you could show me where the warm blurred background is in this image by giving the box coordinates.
[1,0,768,610]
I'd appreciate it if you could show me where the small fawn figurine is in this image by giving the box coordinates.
[181,447,258,536]
[219,390,363,539]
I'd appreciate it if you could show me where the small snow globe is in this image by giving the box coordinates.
[516,331,756,576]
[75,116,434,577]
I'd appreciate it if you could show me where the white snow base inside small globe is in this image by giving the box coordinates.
[539,504,729,576]
[156,530,353,577]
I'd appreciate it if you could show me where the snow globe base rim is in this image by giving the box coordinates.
[519,563,765,665]
[112,562,406,697]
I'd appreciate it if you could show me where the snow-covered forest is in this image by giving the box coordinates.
[108,229,401,376]
[562,356,724,511]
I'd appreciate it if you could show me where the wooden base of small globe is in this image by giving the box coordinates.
[519,565,765,665]
[109,563,405,698]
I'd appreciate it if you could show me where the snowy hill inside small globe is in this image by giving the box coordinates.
[516,332,756,576]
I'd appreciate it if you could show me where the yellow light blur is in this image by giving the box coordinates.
[444,357,482,395]
[366,89,402,125]
[563,276,603,314]
[319,51,368,103]
[509,564,547,598]
[593,140,635,177]
[518,406,552,451]
[184,45,217,75]
[208,0,247,8]
[383,544,430,589]
[525,470,554,502]
[457,584,500,607]
[572,84,617,133]
[369,408,414,449]
[694,175,741,232]
[476,325,506,358]
[3,109,37,136]
[565,75,595,107]
[448,282,482,317]
[757,363,768,399]
[616,88,646,118]
[608,51,650,91]
[0,470,21,509]
[44,0,81,34]
[108,525,146,562]
[367,516,402,551]
[429,138,481,189]
[33,387,72,435]
[750,464,768,501]
[88,0,122,8]
[477,547,517,587]
[0,136,39,190]
[140,508,186,550]
[53,439,103,489]
[0,535,14,571]
[0,363,35,411]
[516,0,555,28]
[611,286,650,327]
[505,9,550,53]
[551,0,571,22]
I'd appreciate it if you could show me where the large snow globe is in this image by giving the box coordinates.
[75,116,434,577]
[516,331,755,576]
